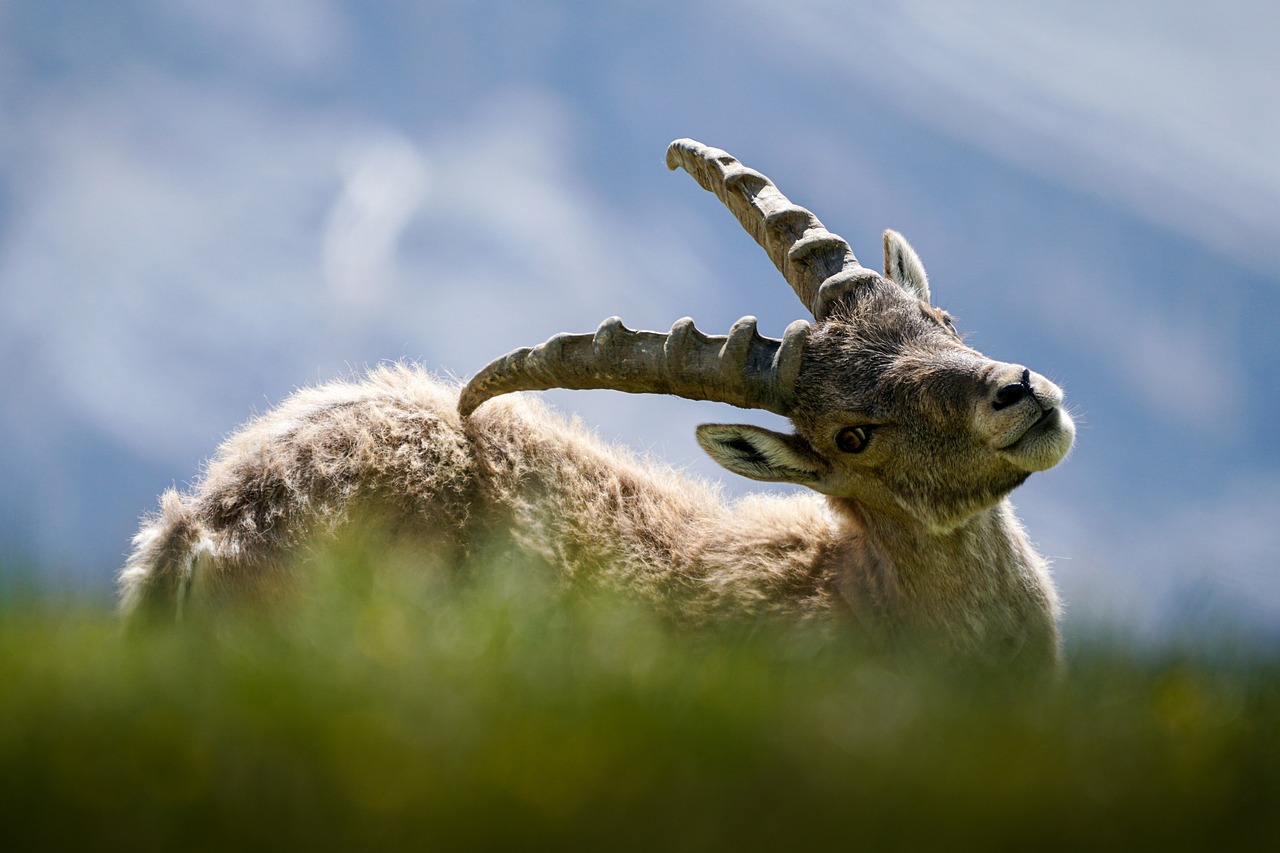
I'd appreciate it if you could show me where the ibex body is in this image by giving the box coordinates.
[120,140,1074,667]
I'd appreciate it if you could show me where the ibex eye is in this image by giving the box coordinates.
[835,426,871,454]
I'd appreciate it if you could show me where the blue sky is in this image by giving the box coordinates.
[2,0,1278,641]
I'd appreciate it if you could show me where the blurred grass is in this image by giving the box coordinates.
[2,540,1279,850]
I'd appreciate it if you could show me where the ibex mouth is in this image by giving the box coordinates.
[999,406,1074,472]
[1006,407,1060,447]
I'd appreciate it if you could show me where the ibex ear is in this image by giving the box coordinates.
[696,424,826,485]
[883,229,930,303]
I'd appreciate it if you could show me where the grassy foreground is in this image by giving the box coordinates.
[2,545,1279,850]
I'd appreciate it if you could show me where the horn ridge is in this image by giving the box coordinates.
[773,320,810,409]
[666,138,868,319]
[458,316,809,418]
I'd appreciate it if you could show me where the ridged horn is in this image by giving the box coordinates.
[458,316,810,418]
[666,138,880,320]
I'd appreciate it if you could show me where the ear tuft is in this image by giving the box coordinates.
[696,424,825,485]
[883,229,930,302]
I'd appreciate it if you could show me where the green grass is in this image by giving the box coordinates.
[3,544,1279,850]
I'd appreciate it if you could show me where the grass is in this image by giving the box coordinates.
[2,543,1279,850]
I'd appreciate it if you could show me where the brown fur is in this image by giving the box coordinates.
[121,348,1063,667]
[120,366,840,625]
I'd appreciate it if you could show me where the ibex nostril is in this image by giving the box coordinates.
[993,381,1029,410]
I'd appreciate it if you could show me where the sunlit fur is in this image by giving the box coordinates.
[120,366,842,626]
[121,232,1072,669]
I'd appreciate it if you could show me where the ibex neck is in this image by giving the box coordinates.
[828,497,1061,665]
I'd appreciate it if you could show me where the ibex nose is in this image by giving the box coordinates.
[992,368,1031,411]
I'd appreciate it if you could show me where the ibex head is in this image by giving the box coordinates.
[460,140,1074,532]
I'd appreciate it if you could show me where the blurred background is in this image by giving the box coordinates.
[1,0,1276,642]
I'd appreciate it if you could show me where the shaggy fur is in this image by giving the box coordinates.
[120,367,841,625]
[120,361,1062,667]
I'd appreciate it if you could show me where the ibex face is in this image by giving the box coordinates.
[460,140,1074,533]
[702,248,1073,533]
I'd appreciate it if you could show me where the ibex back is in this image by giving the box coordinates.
[120,140,1075,667]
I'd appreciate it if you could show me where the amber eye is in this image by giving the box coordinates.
[835,426,871,454]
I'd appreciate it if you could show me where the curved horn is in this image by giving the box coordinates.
[458,316,810,418]
[666,138,879,320]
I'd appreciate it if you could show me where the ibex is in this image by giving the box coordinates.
[120,140,1075,667]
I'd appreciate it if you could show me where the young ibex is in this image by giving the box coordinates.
[120,139,1074,666]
